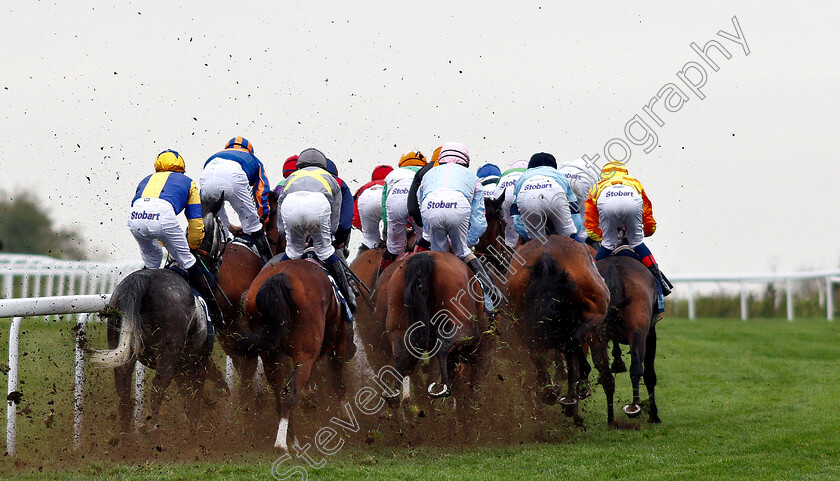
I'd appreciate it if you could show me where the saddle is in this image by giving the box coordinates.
[230,234,261,258]
[299,250,355,325]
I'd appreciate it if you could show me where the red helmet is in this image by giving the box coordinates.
[371,164,394,181]
[283,155,299,178]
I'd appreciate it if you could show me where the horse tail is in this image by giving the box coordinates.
[603,262,631,309]
[255,273,294,341]
[525,253,578,327]
[90,274,148,367]
[403,253,435,350]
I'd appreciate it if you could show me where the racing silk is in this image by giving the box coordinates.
[132,171,204,248]
[418,163,486,246]
[381,166,420,229]
[353,179,385,229]
[585,163,656,242]
[281,166,342,233]
[335,176,354,233]
[204,148,271,221]
[494,167,526,199]
[274,178,286,197]
[511,166,581,238]
[408,162,435,227]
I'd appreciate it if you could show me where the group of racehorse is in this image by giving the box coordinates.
[89,192,661,452]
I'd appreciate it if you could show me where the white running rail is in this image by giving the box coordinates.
[669,269,840,321]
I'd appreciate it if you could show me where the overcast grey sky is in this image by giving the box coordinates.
[2,1,839,278]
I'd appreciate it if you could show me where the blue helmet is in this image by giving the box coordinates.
[476,163,501,179]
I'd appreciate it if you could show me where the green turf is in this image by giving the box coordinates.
[1,316,838,480]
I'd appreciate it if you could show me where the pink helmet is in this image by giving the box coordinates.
[437,142,470,167]
[509,159,528,170]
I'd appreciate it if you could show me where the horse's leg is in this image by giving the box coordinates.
[552,350,567,383]
[427,347,452,398]
[272,349,318,453]
[643,326,661,423]
[329,327,348,402]
[623,328,648,419]
[576,343,593,400]
[588,332,615,425]
[385,334,420,407]
[560,343,584,426]
[611,341,627,373]
[529,348,558,405]
[232,355,259,407]
[114,359,136,435]
[149,351,177,429]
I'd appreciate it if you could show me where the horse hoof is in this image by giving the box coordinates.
[427,382,450,398]
[559,396,578,407]
[383,392,401,408]
[623,403,642,418]
[575,379,592,400]
[648,415,662,424]
[541,387,560,405]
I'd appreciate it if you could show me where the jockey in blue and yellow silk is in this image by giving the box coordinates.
[200,137,273,263]
[129,150,220,319]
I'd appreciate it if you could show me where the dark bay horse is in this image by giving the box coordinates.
[596,255,661,423]
[384,251,493,421]
[242,259,351,451]
[89,269,226,433]
[505,235,614,425]
[198,191,283,396]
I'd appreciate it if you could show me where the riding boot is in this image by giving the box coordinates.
[187,264,222,327]
[251,227,273,264]
[326,258,357,313]
[465,257,504,314]
[377,250,398,276]
[646,263,672,297]
[412,237,431,253]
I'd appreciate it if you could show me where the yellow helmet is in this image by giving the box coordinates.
[154,149,186,173]
[600,161,628,180]
[398,150,427,168]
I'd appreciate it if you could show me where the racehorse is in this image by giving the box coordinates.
[505,235,614,425]
[353,194,507,407]
[241,258,352,451]
[197,190,283,397]
[383,251,493,424]
[89,268,226,434]
[473,191,509,278]
[596,255,662,423]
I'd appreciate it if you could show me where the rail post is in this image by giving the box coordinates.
[786,278,794,321]
[740,281,748,321]
[73,313,89,450]
[6,316,22,457]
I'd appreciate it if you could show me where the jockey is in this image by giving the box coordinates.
[417,142,504,312]
[377,151,428,274]
[511,152,581,242]
[493,159,528,247]
[273,155,300,196]
[477,163,502,199]
[585,162,671,296]
[558,157,600,243]
[353,164,394,255]
[200,137,273,264]
[324,158,354,258]
[277,148,357,312]
[128,150,220,320]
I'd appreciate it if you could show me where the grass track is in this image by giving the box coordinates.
[1,316,838,480]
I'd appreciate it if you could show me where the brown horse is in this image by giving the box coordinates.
[473,192,510,279]
[383,251,493,420]
[198,191,283,395]
[505,235,614,425]
[242,259,351,451]
[596,255,661,423]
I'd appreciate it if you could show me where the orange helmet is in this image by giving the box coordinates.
[398,151,427,168]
